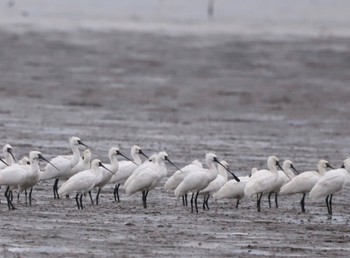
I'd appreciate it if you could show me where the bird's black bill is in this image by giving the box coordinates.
[215,160,240,182]
[165,157,183,173]
[119,152,138,165]
[277,162,291,180]
[139,149,149,159]
[100,163,115,175]
[78,140,95,152]
[8,149,18,163]
[290,164,300,175]
[38,154,60,171]
[327,163,335,169]
[0,157,9,166]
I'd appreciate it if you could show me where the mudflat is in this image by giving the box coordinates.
[0,27,349,257]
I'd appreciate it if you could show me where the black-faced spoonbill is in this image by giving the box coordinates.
[58,159,114,209]
[175,153,240,213]
[108,145,148,202]
[200,160,230,210]
[244,156,283,212]
[40,136,93,199]
[280,159,333,213]
[0,151,57,209]
[212,171,251,209]
[309,158,350,219]
[94,147,133,205]
[267,160,298,208]
[164,159,203,206]
[124,151,181,209]
[20,151,58,205]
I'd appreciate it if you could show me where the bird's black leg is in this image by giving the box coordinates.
[236,199,240,209]
[275,192,279,208]
[80,194,83,210]
[89,191,94,205]
[190,193,194,213]
[53,179,59,199]
[25,189,28,205]
[114,184,120,202]
[194,191,199,213]
[75,193,80,209]
[29,187,33,206]
[268,192,272,208]
[257,193,263,212]
[300,193,306,213]
[96,188,101,205]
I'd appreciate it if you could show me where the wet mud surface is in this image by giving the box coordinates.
[0,27,350,257]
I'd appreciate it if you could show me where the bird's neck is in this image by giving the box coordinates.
[5,153,14,165]
[133,154,142,166]
[71,145,81,164]
[109,155,119,170]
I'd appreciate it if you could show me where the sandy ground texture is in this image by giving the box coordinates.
[0,26,350,257]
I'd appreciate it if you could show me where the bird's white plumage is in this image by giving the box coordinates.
[309,158,350,200]
[280,160,330,195]
[164,159,203,191]
[94,147,119,189]
[124,152,168,196]
[174,153,219,198]
[109,145,144,186]
[213,175,250,201]
[40,136,83,181]
[200,160,229,195]
[244,156,280,197]
[58,159,104,197]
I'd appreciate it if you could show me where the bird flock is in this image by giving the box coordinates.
[0,136,349,219]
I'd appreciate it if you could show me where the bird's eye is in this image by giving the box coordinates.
[99,162,102,166]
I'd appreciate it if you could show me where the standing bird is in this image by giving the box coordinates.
[175,153,240,213]
[309,158,350,218]
[0,151,57,209]
[280,159,333,213]
[244,156,284,212]
[200,160,230,210]
[164,159,203,206]
[94,147,133,205]
[108,145,148,202]
[58,159,113,209]
[125,151,181,209]
[212,172,250,209]
[267,160,298,208]
[40,136,93,199]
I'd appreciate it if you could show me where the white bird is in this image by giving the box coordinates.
[164,159,203,191]
[200,160,230,210]
[309,158,350,218]
[279,159,333,213]
[212,171,251,209]
[0,144,17,169]
[58,159,113,209]
[68,149,92,178]
[94,147,132,205]
[108,145,148,202]
[125,151,180,208]
[164,159,203,206]
[175,153,240,213]
[123,153,157,189]
[19,151,58,206]
[267,160,298,208]
[0,151,56,209]
[40,136,93,199]
[19,156,30,165]
[244,156,284,212]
